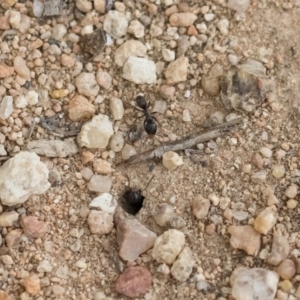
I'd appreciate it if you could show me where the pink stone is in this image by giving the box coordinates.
[116,216,157,262]
[20,215,48,239]
[115,266,152,298]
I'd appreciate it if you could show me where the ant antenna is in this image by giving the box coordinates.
[141,175,155,192]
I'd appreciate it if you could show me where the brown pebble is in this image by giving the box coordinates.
[277,259,296,280]
[5,229,22,248]
[20,216,48,239]
[115,266,152,298]
[0,291,11,300]
[205,223,215,234]
[81,150,95,165]
[252,153,264,169]
[187,25,198,36]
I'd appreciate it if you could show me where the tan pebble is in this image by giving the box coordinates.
[0,291,11,300]
[93,158,112,174]
[165,5,178,16]
[29,39,43,50]
[242,164,252,173]
[23,274,41,295]
[272,165,285,178]
[68,95,95,122]
[278,280,293,292]
[187,25,198,36]
[192,195,210,219]
[286,199,297,209]
[0,16,10,30]
[252,153,264,168]
[162,151,183,171]
[50,89,69,98]
[253,206,277,234]
[275,149,286,160]
[228,225,261,255]
[61,54,75,68]
[206,223,215,234]
[0,64,14,78]
[147,3,157,14]
[277,259,296,280]
[285,184,298,198]
[169,12,197,27]
[260,147,272,158]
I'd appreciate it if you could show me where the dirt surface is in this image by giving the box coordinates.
[1,0,300,299]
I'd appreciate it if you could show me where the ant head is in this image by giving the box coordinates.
[136,95,147,110]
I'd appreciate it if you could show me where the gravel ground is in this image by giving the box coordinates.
[0,0,300,299]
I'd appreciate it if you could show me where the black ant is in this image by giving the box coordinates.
[132,95,158,136]
[120,175,154,215]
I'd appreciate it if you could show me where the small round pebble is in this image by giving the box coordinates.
[277,259,296,280]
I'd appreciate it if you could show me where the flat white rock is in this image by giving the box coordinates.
[89,193,117,214]
[122,57,156,84]
[103,10,128,39]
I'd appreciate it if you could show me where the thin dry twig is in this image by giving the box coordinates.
[120,118,244,165]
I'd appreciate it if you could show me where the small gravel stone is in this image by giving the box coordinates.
[116,216,157,262]
[96,71,112,89]
[23,274,41,295]
[152,229,185,264]
[169,12,197,27]
[87,175,112,193]
[68,95,95,122]
[272,165,285,178]
[171,246,195,281]
[252,153,264,169]
[260,147,272,158]
[14,56,30,81]
[182,109,191,122]
[0,96,13,119]
[0,211,18,227]
[0,63,14,78]
[162,151,183,171]
[115,266,152,298]
[277,259,296,280]
[93,159,112,175]
[89,193,116,213]
[251,171,267,183]
[228,0,250,13]
[103,10,128,39]
[122,144,136,160]
[110,132,124,152]
[75,73,99,97]
[52,284,65,295]
[110,97,124,120]
[153,203,175,227]
[165,57,188,85]
[6,229,22,248]
[160,85,175,99]
[217,18,229,35]
[114,40,147,67]
[37,260,52,273]
[285,184,298,198]
[26,91,39,105]
[192,195,210,219]
[87,210,114,234]
[153,100,167,114]
[287,199,297,209]
[52,24,67,41]
[1,255,13,265]
[122,57,156,84]
[253,206,277,234]
[231,267,278,300]
[228,225,261,255]
[267,233,289,266]
[162,49,175,62]
[77,114,114,149]
[20,215,48,238]
[128,20,145,38]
